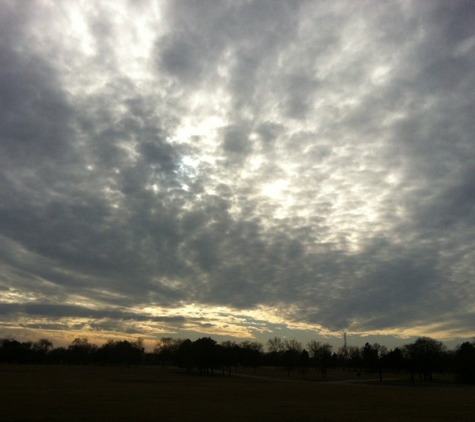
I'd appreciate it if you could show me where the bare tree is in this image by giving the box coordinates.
[283,338,302,376]
[307,341,332,378]
[267,337,284,369]
[68,338,97,364]
[283,338,303,353]
[154,337,179,367]
[34,338,53,354]
[266,337,284,353]
[32,338,53,363]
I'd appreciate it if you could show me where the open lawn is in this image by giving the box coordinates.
[0,365,474,421]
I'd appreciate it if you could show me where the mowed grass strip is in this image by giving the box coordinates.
[1,365,474,421]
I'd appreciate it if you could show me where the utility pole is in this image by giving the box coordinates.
[342,332,348,371]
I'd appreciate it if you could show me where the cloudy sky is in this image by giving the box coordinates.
[1,0,475,350]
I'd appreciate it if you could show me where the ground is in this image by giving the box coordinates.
[1,365,474,421]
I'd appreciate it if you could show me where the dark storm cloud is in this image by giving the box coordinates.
[0,26,73,166]
[0,303,186,323]
[1,0,475,344]
[157,31,210,86]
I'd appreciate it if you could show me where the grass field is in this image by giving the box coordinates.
[1,365,474,421]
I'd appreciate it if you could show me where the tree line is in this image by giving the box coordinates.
[1,335,474,384]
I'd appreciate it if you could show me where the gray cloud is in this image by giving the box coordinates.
[0,303,186,323]
[1,0,475,347]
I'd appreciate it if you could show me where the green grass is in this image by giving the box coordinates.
[1,365,474,421]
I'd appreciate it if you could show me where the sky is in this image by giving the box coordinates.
[1,0,475,351]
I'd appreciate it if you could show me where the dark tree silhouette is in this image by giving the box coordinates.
[299,349,310,378]
[3,333,475,385]
[403,337,446,384]
[176,339,194,373]
[97,339,143,366]
[239,341,263,372]
[348,346,363,374]
[33,338,53,363]
[192,337,218,375]
[383,347,405,374]
[282,338,302,377]
[362,343,387,381]
[336,345,350,371]
[154,337,180,367]
[266,337,284,369]
[68,338,98,364]
[220,341,239,376]
[47,346,68,364]
[307,341,332,378]
[454,341,475,384]
[0,338,32,363]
